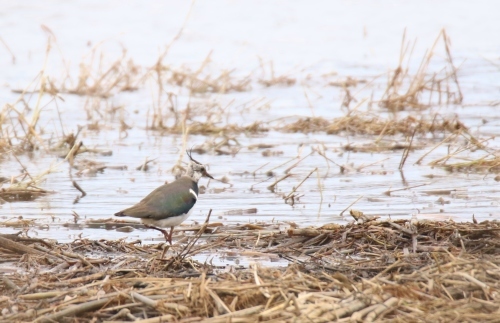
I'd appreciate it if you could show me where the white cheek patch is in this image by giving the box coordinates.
[189,189,198,200]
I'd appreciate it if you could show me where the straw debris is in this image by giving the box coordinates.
[1,219,500,322]
[280,112,466,137]
[169,65,252,94]
[379,30,463,111]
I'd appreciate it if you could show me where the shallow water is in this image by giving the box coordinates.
[1,0,499,243]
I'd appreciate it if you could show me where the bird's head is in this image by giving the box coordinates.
[186,149,214,182]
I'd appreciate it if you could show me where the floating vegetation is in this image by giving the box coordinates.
[328,76,366,88]
[0,161,56,203]
[341,140,420,153]
[280,112,467,137]
[258,60,296,87]
[327,112,467,136]
[0,187,49,202]
[280,117,331,133]
[168,64,252,94]
[440,156,500,173]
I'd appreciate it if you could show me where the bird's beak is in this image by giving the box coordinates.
[204,170,214,179]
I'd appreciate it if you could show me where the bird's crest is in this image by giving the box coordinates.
[186,148,202,165]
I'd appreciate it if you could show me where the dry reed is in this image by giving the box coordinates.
[1,218,499,322]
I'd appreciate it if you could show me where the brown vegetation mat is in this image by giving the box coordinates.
[1,219,500,322]
[280,112,466,137]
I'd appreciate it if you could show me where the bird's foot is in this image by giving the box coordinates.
[144,224,173,245]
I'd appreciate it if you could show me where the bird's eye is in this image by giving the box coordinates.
[200,167,205,171]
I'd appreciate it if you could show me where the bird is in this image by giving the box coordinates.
[115,150,214,244]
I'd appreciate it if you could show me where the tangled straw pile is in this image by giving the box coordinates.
[1,218,500,322]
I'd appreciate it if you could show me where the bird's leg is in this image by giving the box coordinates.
[144,224,172,245]
[168,226,175,245]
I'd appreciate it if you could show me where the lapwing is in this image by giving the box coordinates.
[115,150,214,244]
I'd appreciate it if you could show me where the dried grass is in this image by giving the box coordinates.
[1,219,500,322]
[168,64,252,94]
[424,128,500,173]
[280,112,466,137]
[258,60,296,87]
[66,48,141,98]
[379,29,463,111]
[328,112,466,136]
[0,26,497,322]
[279,117,331,133]
[440,156,500,173]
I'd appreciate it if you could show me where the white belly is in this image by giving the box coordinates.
[141,211,192,228]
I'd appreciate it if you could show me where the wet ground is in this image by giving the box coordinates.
[1,0,500,245]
